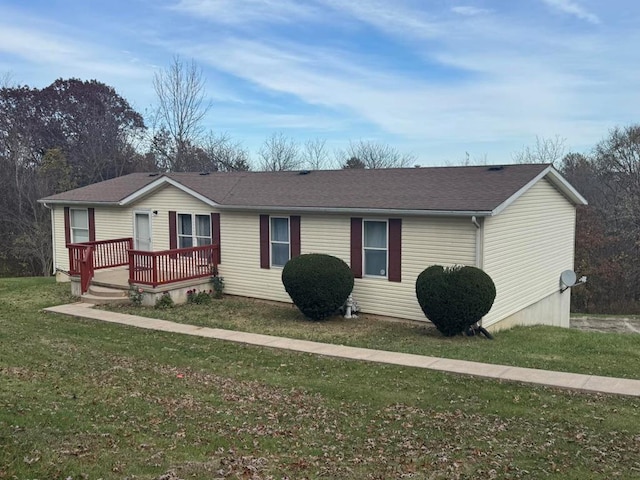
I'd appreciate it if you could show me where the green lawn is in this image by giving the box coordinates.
[1,277,640,479]
[106,293,640,380]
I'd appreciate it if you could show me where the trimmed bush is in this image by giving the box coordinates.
[415,265,496,336]
[282,253,354,321]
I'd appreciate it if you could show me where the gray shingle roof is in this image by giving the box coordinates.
[40,164,574,213]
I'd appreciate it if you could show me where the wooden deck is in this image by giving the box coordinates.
[67,238,219,293]
[91,267,130,289]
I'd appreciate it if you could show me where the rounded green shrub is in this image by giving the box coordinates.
[282,253,354,321]
[415,265,496,336]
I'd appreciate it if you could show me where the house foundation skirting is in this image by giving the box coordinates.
[70,274,215,306]
[487,290,570,332]
[132,278,215,307]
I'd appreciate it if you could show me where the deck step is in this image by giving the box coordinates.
[88,285,128,298]
[81,293,131,305]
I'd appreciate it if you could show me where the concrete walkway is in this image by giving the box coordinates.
[44,303,640,398]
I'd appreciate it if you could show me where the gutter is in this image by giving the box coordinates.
[37,199,121,207]
[38,198,494,217]
[212,204,493,217]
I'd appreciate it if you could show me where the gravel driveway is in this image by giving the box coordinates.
[571,316,640,334]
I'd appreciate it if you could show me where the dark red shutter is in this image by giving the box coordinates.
[350,217,363,278]
[290,215,301,258]
[211,212,221,264]
[169,211,177,258]
[64,207,71,245]
[388,218,402,282]
[259,214,270,269]
[88,208,96,242]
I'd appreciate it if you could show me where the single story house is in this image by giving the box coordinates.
[39,163,587,331]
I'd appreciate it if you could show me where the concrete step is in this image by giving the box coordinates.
[81,293,131,305]
[88,285,128,298]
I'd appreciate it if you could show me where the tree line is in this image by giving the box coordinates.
[0,58,415,277]
[1,57,639,314]
[560,125,640,314]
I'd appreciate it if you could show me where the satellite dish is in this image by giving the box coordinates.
[560,270,577,288]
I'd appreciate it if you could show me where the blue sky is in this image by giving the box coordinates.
[1,0,638,166]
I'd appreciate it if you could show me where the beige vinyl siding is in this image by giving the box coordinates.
[127,184,216,251]
[353,216,476,321]
[220,212,476,320]
[219,213,347,303]
[52,185,219,272]
[218,211,290,302]
[94,206,132,242]
[300,215,351,259]
[52,185,477,322]
[482,178,576,327]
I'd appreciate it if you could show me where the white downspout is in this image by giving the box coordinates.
[472,216,485,328]
[471,216,483,269]
[44,202,56,276]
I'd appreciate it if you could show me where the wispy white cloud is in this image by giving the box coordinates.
[0,25,148,79]
[319,0,444,39]
[541,0,601,24]
[1,0,637,164]
[171,0,322,25]
[167,0,637,160]
[451,6,490,16]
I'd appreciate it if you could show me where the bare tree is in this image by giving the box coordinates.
[0,71,16,88]
[560,125,640,313]
[258,132,301,171]
[512,135,566,166]
[203,132,251,172]
[152,56,211,171]
[342,156,365,169]
[301,138,332,170]
[336,140,415,169]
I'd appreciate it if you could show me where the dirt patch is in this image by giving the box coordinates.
[571,316,640,334]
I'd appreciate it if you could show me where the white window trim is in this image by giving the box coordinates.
[270,216,290,268]
[69,207,89,244]
[177,213,212,248]
[363,219,388,278]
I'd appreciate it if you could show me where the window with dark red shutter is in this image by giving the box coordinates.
[350,217,363,278]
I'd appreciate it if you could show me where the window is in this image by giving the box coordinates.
[259,215,299,269]
[177,213,211,248]
[270,217,290,267]
[363,220,387,277]
[70,208,89,243]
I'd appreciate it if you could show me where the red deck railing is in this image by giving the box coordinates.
[79,246,94,294]
[128,244,220,287]
[68,237,133,275]
[67,239,219,292]
[67,237,133,293]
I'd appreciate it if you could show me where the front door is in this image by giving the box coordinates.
[134,211,152,250]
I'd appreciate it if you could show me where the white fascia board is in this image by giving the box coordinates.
[38,199,121,206]
[544,167,588,206]
[217,204,493,217]
[119,176,219,208]
[490,166,588,216]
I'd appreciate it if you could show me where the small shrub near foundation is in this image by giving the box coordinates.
[155,292,175,309]
[186,289,213,305]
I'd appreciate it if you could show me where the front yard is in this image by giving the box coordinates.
[106,292,640,380]
[1,277,639,479]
